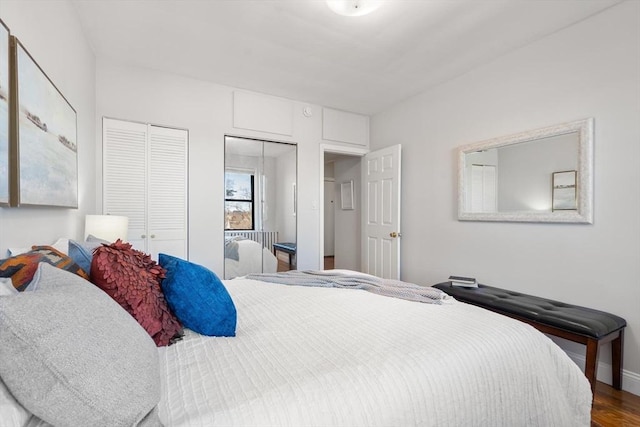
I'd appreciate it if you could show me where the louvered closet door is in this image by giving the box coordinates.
[147,125,188,260]
[103,118,188,260]
[103,118,148,252]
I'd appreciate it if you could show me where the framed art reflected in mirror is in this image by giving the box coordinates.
[341,180,354,210]
[552,170,577,211]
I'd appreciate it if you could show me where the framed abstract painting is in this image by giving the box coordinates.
[0,20,9,205]
[9,36,77,208]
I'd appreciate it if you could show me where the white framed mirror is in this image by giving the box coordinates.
[458,118,594,223]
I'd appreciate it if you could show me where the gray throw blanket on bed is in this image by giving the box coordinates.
[245,270,453,305]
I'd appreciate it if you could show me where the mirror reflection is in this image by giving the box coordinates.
[464,132,578,213]
[224,136,297,279]
[458,118,593,223]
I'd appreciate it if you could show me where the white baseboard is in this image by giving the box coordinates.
[565,349,640,397]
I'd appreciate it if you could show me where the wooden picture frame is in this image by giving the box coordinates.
[9,36,78,207]
[552,170,577,211]
[0,19,9,205]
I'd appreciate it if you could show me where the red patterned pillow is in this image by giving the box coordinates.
[90,240,183,346]
[0,246,89,291]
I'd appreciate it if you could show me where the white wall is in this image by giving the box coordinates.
[371,2,640,393]
[323,180,335,256]
[275,149,297,243]
[262,156,276,233]
[95,61,341,275]
[498,133,577,211]
[333,156,361,271]
[0,1,96,252]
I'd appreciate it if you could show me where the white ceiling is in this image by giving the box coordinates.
[72,0,621,115]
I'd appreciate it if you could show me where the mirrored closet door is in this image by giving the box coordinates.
[224,136,297,279]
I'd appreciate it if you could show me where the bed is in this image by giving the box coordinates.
[224,237,278,279]
[157,273,592,426]
[0,243,592,427]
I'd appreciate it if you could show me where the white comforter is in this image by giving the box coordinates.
[224,240,278,279]
[158,277,591,426]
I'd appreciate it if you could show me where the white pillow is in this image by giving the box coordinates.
[0,377,31,427]
[0,278,17,296]
[6,238,70,257]
[6,248,30,257]
[50,238,69,255]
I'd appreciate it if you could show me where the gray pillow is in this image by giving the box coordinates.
[0,263,162,427]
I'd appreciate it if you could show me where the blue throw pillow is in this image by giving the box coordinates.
[159,254,236,337]
[67,238,107,276]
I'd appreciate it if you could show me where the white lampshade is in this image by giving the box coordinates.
[84,215,129,242]
[326,0,383,16]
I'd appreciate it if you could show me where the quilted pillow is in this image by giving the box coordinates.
[0,263,161,426]
[159,253,237,337]
[0,246,88,291]
[91,240,183,346]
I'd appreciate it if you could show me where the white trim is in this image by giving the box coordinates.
[225,166,256,175]
[321,143,369,157]
[319,143,368,268]
[564,349,640,397]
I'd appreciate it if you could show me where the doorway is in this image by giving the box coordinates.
[320,144,402,278]
[322,147,365,271]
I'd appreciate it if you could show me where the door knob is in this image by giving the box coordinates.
[141,234,146,238]
[389,232,401,238]
[150,234,156,238]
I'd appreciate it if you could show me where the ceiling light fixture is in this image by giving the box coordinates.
[326,0,383,17]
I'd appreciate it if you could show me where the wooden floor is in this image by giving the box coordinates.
[278,256,334,271]
[324,256,334,270]
[592,381,640,426]
[277,259,291,272]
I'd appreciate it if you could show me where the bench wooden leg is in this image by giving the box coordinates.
[612,329,624,390]
[585,338,599,397]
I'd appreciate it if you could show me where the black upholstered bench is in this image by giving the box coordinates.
[433,282,627,397]
[273,242,296,267]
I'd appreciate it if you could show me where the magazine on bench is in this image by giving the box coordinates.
[448,276,478,288]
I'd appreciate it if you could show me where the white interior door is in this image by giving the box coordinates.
[147,125,188,260]
[361,145,401,279]
[471,164,497,212]
[103,118,147,252]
